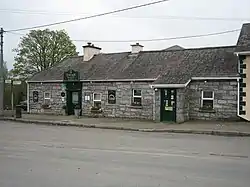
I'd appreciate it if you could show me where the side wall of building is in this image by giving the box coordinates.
[188,80,239,120]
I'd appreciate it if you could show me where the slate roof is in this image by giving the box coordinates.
[164,45,184,51]
[30,46,238,84]
[235,23,250,52]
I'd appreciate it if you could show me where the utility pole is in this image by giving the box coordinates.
[0,28,4,116]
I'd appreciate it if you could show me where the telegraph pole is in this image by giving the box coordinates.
[0,28,4,116]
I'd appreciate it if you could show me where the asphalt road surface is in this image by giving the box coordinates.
[0,121,250,187]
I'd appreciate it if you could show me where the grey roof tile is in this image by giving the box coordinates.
[30,46,238,84]
[236,23,250,52]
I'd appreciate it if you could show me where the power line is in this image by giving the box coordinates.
[1,8,250,21]
[73,29,240,42]
[7,28,240,43]
[4,0,170,32]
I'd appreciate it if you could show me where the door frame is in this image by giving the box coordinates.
[65,81,82,116]
[160,88,177,122]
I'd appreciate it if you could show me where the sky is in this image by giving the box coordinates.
[1,0,250,69]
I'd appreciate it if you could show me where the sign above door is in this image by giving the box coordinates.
[63,69,80,81]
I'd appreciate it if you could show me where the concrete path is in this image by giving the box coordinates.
[1,114,250,136]
[0,121,250,187]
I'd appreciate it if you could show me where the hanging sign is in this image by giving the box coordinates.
[63,69,80,81]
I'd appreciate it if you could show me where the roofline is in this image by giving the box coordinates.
[150,79,191,88]
[141,45,236,53]
[234,51,250,55]
[191,76,240,80]
[150,77,240,88]
[27,78,157,83]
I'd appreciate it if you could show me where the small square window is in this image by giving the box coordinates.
[93,93,101,101]
[203,91,213,99]
[93,93,101,109]
[44,92,51,100]
[132,89,142,106]
[201,91,214,110]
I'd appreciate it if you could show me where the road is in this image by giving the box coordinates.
[0,121,250,187]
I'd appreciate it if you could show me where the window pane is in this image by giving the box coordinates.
[44,92,50,98]
[203,91,213,98]
[133,97,142,106]
[94,93,101,101]
[202,100,213,109]
[72,92,79,104]
[94,101,101,108]
[133,90,141,96]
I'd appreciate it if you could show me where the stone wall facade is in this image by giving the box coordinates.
[188,80,239,121]
[28,80,239,122]
[29,83,65,115]
[176,88,190,123]
[29,81,154,120]
[81,82,154,120]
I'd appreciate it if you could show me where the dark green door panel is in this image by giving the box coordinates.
[65,82,82,115]
[160,89,176,122]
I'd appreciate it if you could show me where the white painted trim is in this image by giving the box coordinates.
[27,78,157,83]
[93,93,101,102]
[27,83,29,113]
[151,84,187,88]
[192,77,240,80]
[234,51,250,55]
[44,92,51,100]
[201,91,214,108]
[132,89,142,98]
[237,79,240,116]
[185,79,191,86]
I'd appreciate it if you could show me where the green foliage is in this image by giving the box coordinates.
[12,29,77,80]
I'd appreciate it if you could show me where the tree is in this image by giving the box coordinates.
[12,29,77,79]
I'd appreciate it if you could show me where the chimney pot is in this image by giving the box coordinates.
[131,43,144,54]
[83,43,101,61]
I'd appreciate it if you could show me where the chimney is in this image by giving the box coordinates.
[83,42,101,61]
[131,43,144,53]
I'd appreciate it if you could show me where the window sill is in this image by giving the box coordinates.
[199,108,216,113]
[129,105,143,109]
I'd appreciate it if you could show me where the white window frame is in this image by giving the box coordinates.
[44,92,51,100]
[201,91,214,108]
[93,93,101,102]
[132,89,142,106]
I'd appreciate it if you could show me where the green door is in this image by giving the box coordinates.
[160,89,176,122]
[67,91,82,115]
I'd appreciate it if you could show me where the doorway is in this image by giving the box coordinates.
[160,89,176,122]
[65,82,82,115]
[67,91,82,115]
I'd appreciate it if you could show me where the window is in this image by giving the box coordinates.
[132,89,142,106]
[108,90,116,104]
[72,92,79,104]
[93,93,101,109]
[44,92,51,104]
[201,91,214,110]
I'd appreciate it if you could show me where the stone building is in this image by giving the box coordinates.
[27,23,250,123]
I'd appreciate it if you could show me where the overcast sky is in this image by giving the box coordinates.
[1,0,250,69]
